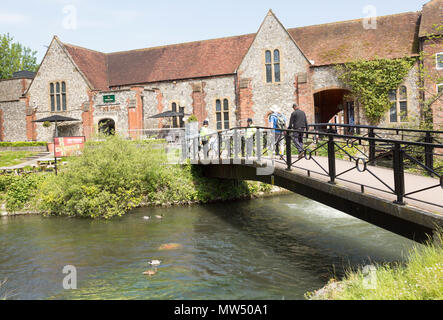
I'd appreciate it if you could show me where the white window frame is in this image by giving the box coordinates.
[436,52,443,70]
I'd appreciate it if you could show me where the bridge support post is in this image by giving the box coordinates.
[425,132,434,171]
[393,142,405,205]
[285,131,292,171]
[256,129,262,162]
[328,135,336,184]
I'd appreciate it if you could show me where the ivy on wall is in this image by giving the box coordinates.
[335,57,416,125]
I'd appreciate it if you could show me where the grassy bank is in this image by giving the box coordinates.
[307,232,443,300]
[0,151,37,167]
[0,135,273,218]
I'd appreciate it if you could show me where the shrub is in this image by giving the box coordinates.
[0,174,43,211]
[38,134,273,219]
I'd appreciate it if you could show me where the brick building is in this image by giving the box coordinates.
[0,0,442,142]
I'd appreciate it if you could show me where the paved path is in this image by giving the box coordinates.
[0,153,54,170]
[273,156,443,215]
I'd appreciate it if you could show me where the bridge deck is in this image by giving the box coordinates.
[273,156,443,215]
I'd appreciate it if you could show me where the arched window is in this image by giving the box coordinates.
[264,49,281,83]
[223,99,230,129]
[50,83,55,112]
[274,49,280,83]
[399,85,407,122]
[389,86,408,123]
[265,50,272,83]
[50,81,67,112]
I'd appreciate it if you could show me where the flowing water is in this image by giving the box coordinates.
[0,194,416,300]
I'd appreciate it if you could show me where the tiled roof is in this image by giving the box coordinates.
[106,34,255,87]
[63,43,109,91]
[61,11,423,90]
[288,12,421,66]
[419,0,443,37]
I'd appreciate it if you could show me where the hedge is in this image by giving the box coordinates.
[0,142,48,147]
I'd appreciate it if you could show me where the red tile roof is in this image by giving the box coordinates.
[419,0,443,37]
[63,44,109,91]
[288,12,421,66]
[61,11,422,90]
[106,34,255,87]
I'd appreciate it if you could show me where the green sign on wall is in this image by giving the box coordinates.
[103,95,115,103]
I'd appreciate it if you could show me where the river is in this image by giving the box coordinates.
[0,193,416,300]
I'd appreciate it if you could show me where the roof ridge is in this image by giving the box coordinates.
[106,33,255,55]
[63,42,106,55]
[287,10,419,31]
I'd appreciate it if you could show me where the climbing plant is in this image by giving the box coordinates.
[336,57,416,125]
[417,22,443,130]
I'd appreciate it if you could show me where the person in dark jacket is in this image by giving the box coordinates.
[288,103,308,159]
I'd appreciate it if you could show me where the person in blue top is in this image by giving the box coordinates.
[268,105,286,156]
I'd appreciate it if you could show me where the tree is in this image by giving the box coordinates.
[0,33,38,79]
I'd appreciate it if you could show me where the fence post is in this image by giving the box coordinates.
[393,142,405,205]
[328,135,336,184]
[425,132,434,171]
[285,131,292,171]
[368,128,376,164]
[218,132,222,160]
[256,128,262,162]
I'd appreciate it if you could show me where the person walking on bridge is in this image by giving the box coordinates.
[245,118,257,157]
[268,105,286,156]
[288,103,308,160]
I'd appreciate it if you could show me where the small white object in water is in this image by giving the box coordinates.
[143,216,150,220]
[155,215,163,219]
[148,260,161,266]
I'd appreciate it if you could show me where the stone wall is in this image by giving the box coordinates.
[311,66,348,92]
[237,11,311,126]
[0,78,31,102]
[26,38,90,141]
[118,75,236,132]
[0,100,27,141]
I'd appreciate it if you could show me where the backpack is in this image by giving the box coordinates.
[276,114,286,129]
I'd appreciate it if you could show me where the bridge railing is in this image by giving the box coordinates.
[183,125,443,210]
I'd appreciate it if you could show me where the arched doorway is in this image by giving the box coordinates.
[98,119,116,135]
[314,89,354,133]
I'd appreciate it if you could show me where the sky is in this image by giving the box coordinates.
[0,0,432,62]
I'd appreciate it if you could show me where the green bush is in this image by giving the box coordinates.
[0,174,44,211]
[38,134,272,219]
[0,141,47,147]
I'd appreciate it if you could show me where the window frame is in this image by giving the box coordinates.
[388,85,408,123]
[263,49,282,84]
[215,98,231,131]
[436,52,443,70]
[170,101,179,128]
[49,81,67,113]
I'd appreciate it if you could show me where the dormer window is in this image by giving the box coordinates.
[265,49,281,83]
[50,81,66,112]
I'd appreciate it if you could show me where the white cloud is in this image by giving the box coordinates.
[0,12,28,25]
